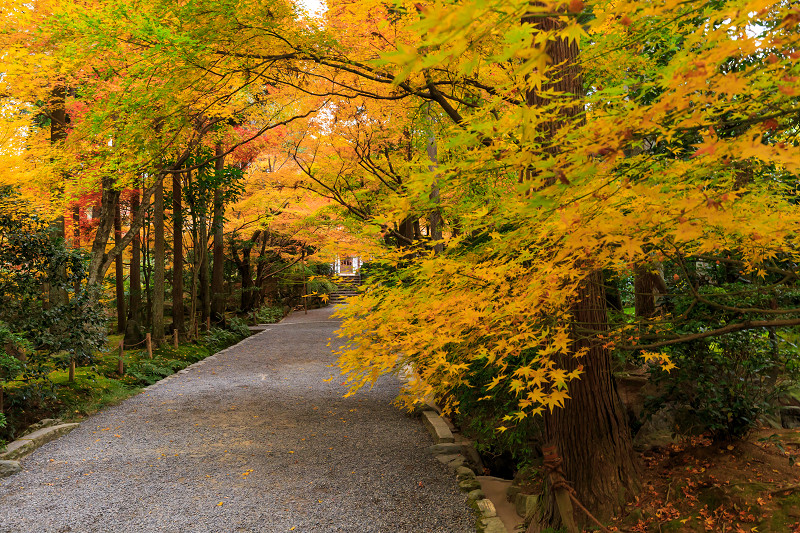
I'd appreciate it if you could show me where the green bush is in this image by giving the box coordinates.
[227,317,250,338]
[255,305,284,324]
[125,359,184,386]
[646,329,798,441]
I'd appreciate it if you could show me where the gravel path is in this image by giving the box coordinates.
[0,307,475,532]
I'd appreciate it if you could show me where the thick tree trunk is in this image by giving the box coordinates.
[115,195,126,334]
[540,273,640,529]
[87,176,120,291]
[172,172,185,340]
[152,178,166,346]
[129,184,142,323]
[211,143,226,325]
[526,7,640,530]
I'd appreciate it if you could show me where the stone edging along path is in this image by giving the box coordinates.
[419,408,510,533]
[0,335,242,479]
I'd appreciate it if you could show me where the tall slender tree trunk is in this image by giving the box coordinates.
[199,215,210,332]
[172,172,185,340]
[211,143,226,325]
[425,125,444,254]
[526,7,640,530]
[114,196,126,334]
[152,178,166,346]
[49,85,68,307]
[72,206,81,293]
[129,184,142,324]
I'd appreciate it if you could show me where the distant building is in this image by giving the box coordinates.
[333,256,361,276]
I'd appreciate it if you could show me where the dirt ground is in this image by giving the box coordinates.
[609,429,800,532]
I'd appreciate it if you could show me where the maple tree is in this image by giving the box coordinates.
[2,0,800,528]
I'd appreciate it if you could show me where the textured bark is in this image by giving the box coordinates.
[211,144,226,325]
[526,6,640,530]
[199,216,210,332]
[172,172,185,339]
[129,184,142,323]
[231,231,260,312]
[87,177,119,292]
[540,273,640,529]
[426,129,444,254]
[115,197,126,334]
[72,206,81,293]
[49,86,68,307]
[152,179,166,346]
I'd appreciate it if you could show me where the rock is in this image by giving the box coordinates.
[124,318,145,346]
[458,478,482,492]
[421,410,454,443]
[477,516,507,533]
[0,460,21,477]
[456,466,476,481]
[435,453,460,465]
[467,489,486,501]
[428,442,462,455]
[0,423,80,461]
[633,409,676,451]
[475,498,497,518]
[515,493,539,520]
[447,456,467,471]
[507,483,521,503]
[781,406,800,429]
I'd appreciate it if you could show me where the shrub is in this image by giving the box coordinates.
[645,329,798,441]
[255,305,284,324]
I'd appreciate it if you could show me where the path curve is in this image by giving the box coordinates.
[0,307,474,532]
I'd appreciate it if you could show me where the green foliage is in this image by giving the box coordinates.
[254,305,284,324]
[452,348,544,472]
[227,317,251,338]
[125,359,184,386]
[646,330,798,441]
[202,327,242,352]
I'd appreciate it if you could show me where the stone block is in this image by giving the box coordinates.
[0,460,21,477]
[478,517,507,533]
[1,439,36,461]
[458,478,482,492]
[456,466,476,480]
[446,456,466,471]
[782,406,800,429]
[476,498,497,518]
[515,493,539,520]
[421,410,454,443]
[435,453,460,465]
[427,442,462,455]
[467,489,486,501]
[0,423,79,461]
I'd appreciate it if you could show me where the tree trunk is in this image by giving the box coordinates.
[129,183,142,323]
[172,172,185,340]
[72,206,81,293]
[526,7,640,530]
[540,272,640,529]
[49,85,69,307]
[426,124,444,254]
[87,176,119,287]
[114,195,126,334]
[152,178,166,346]
[211,143,226,325]
[199,214,210,332]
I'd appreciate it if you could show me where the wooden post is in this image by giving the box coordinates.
[206,316,211,331]
[117,339,124,376]
[146,333,152,359]
[68,358,75,382]
[173,329,178,349]
[541,445,579,533]
[193,319,198,339]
